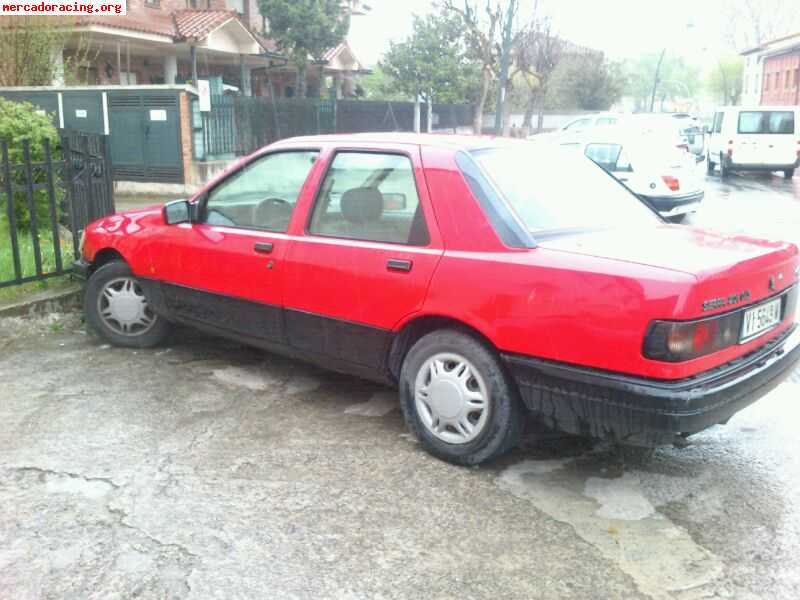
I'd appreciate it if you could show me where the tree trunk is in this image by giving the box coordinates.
[536,88,546,133]
[426,93,433,133]
[413,96,421,133]
[522,94,535,133]
[296,64,307,98]
[473,67,492,135]
[502,81,513,137]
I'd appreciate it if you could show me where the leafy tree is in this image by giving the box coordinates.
[0,17,95,87]
[380,12,481,106]
[259,0,350,98]
[623,53,701,111]
[357,66,412,101]
[0,98,60,231]
[547,53,625,111]
[514,16,563,133]
[706,56,744,105]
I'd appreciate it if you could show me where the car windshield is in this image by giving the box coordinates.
[470,146,659,232]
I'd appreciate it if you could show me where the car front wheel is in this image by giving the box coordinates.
[85,260,171,348]
[399,329,523,466]
[706,154,715,175]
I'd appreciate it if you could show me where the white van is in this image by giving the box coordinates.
[707,106,800,179]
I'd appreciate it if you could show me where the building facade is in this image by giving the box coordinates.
[741,33,800,106]
[4,1,368,99]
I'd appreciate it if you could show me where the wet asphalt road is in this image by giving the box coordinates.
[2,171,800,599]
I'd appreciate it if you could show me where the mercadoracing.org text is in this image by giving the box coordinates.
[1,1,125,14]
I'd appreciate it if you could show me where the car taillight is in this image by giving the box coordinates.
[643,287,797,362]
[662,175,680,191]
[728,140,734,158]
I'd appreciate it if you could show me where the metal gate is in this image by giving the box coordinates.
[107,90,184,183]
[0,131,114,288]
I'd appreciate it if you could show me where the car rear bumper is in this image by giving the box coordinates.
[72,259,91,281]
[502,324,800,446]
[724,157,800,171]
[640,191,704,217]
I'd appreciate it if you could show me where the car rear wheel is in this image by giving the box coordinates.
[785,169,795,179]
[706,154,715,175]
[85,260,171,348]
[399,329,523,466]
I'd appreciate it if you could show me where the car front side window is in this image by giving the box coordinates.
[204,151,319,232]
[308,152,429,246]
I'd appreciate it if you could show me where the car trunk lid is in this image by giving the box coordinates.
[539,225,799,319]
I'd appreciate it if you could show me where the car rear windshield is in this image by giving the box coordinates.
[469,145,659,233]
[737,111,795,134]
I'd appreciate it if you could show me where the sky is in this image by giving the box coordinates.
[348,0,730,68]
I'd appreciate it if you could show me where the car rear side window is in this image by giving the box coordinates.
[737,111,795,134]
[204,151,319,232]
[584,143,630,172]
[308,152,430,246]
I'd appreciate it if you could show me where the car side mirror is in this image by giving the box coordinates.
[383,193,407,211]
[164,199,192,225]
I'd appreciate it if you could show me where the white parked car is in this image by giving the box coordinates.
[532,113,624,143]
[707,106,800,179]
[559,133,704,222]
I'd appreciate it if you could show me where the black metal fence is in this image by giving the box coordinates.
[194,96,473,160]
[0,131,114,289]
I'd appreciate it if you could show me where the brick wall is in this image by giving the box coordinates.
[761,53,800,105]
[178,92,194,183]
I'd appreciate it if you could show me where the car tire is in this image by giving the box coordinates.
[84,260,171,348]
[399,329,523,466]
[719,153,729,179]
[785,169,795,179]
[706,155,715,175]
[666,214,687,224]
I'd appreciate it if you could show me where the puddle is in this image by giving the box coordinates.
[498,457,723,599]
[45,474,113,500]
[211,366,275,391]
[344,391,398,417]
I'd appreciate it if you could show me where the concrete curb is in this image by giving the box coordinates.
[0,283,83,318]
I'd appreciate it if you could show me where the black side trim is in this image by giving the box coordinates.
[72,259,90,281]
[285,308,392,371]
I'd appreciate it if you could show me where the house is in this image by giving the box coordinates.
[740,32,800,106]
[49,0,369,98]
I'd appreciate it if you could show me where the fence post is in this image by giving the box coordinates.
[22,140,44,277]
[1,141,23,283]
[61,133,81,260]
[43,138,63,273]
[101,134,115,216]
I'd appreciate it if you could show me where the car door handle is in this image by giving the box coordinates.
[387,259,412,272]
[254,242,273,254]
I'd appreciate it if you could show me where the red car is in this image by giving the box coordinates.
[75,134,800,465]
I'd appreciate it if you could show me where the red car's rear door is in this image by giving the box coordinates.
[150,149,322,343]
[282,143,444,372]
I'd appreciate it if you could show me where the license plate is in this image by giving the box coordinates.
[741,298,782,343]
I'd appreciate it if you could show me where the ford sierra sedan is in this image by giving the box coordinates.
[75,134,800,465]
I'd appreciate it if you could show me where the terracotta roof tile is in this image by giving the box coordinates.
[75,14,176,38]
[173,10,236,41]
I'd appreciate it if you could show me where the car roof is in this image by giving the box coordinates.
[270,132,527,152]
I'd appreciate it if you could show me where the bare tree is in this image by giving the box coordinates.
[721,0,800,49]
[516,16,563,134]
[442,1,504,133]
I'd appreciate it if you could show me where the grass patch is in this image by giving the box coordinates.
[0,215,76,302]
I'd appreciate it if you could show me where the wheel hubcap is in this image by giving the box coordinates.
[414,352,490,445]
[97,277,157,337]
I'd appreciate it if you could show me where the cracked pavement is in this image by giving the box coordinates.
[2,173,800,599]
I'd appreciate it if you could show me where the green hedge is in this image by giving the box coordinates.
[0,97,61,231]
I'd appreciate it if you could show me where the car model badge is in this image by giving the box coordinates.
[702,290,751,311]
